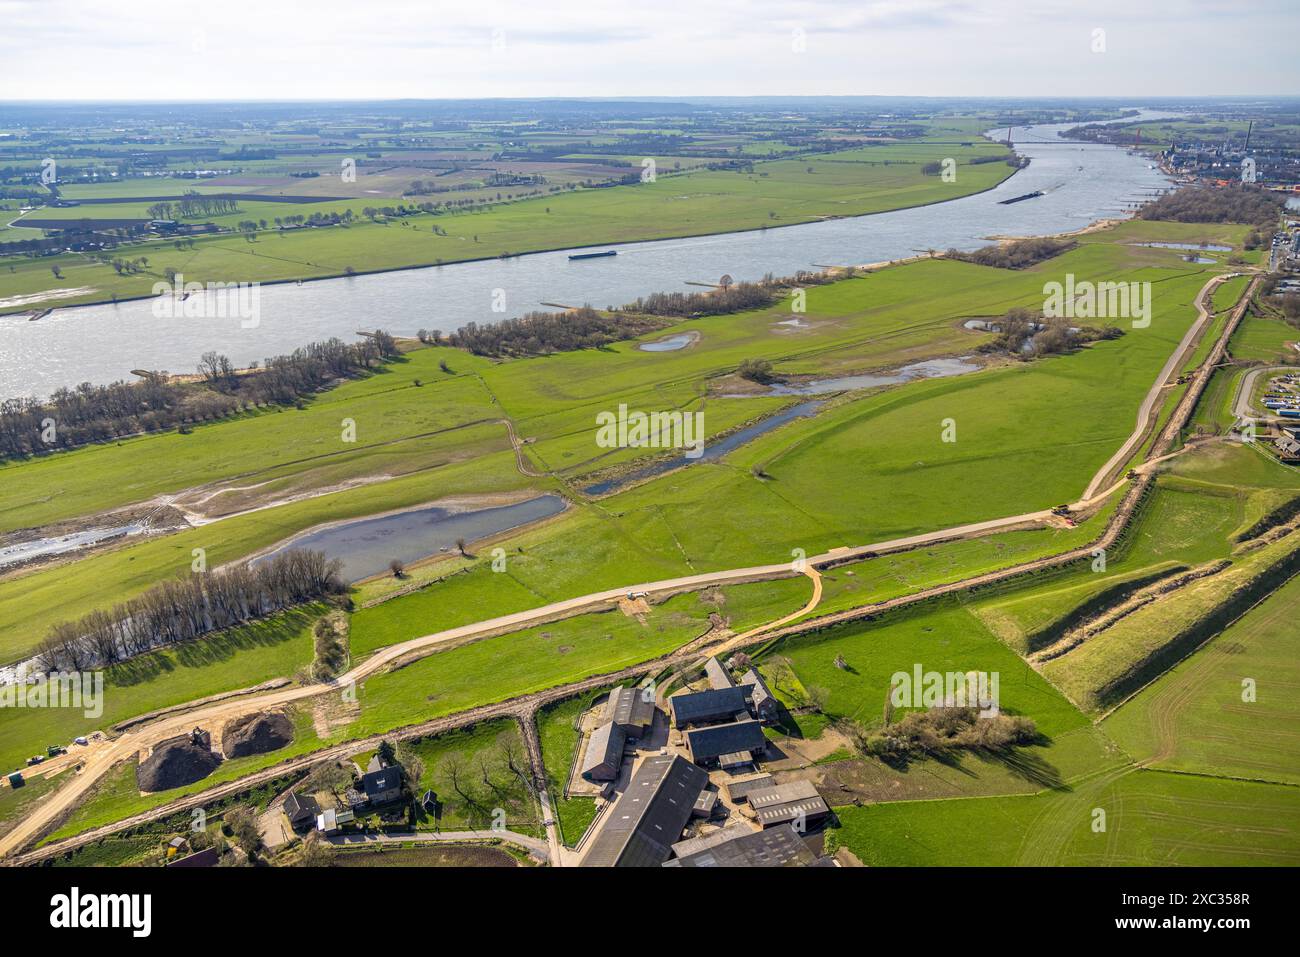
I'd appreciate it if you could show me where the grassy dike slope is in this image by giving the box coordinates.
[1102,573,1300,785]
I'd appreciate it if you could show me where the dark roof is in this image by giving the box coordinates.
[166,847,221,868]
[580,721,626,779]
[283,791,320,823]
[723,773,775,803]
[740,669,776,711]
[669,687,749,726]
[685,720,767,762]
[606,685,655,731]
[665,823,821,867]
[580,754,708,868]
[703,657,735,690]
[362,766,403,798]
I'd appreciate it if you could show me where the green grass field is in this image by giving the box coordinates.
[536,689,610,846]
[1102,572,1300,785]
[831,768,1300,866]
[0,136,1015,314]
[0,605,320,773]
[9,215,1295,861]
[404,719,540,835]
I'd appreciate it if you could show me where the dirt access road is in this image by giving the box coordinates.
[1082,272,1239,500]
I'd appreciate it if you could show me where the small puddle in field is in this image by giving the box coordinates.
[0,522,148,570]
[254,495,565,582]
[1133,241,1232,252]
[741,356,982,397]
[638,332,698,352]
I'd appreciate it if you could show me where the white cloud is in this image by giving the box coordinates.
[0,0,1294,98]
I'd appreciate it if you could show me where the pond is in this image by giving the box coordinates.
[254,495,566,582]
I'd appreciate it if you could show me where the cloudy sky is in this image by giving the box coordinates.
[1,0,1296,100]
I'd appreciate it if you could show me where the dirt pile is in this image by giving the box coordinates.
[221,712,294,758]
[136,731,222,792]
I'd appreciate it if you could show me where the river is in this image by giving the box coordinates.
[0,110,1178,401]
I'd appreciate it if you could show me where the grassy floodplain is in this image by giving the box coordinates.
[7,217,1296,861]
[0,230,1234,669]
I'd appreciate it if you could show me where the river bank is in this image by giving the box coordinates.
[0,112,1177,401]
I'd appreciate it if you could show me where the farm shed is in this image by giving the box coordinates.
[669,687,750,729]
[581,721,627,782]
[605,685,655,737]
[580,754,708,867]
[692,790,719,818]
[704,656,735,690]
[740,669,779,721]
[684,720,767,766]
[666,822,822,867]
[723,773,775,804]
[747,780,831,829]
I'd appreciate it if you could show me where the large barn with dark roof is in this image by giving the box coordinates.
[579,754,708,867]
[684,719,767,767]
[668,687,749,729]
[665,822,824,867]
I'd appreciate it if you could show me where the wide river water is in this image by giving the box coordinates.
[0,111,1177,400]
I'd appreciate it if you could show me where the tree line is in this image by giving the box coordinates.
[440,306,663,357]
[616,269,839,319]
[0,331,400,459]
[35,549,345,673]
[945,237,1076,269]
[1137,184,1284,228]
[431,269,850,358]
[145,193,241,221]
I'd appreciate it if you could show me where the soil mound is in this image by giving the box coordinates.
[137,731,222,792]
[221,712,294,758]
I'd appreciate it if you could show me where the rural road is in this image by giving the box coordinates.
[1082,273,1235,500]
[0,274,1244,860]
[328,828,549,862]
